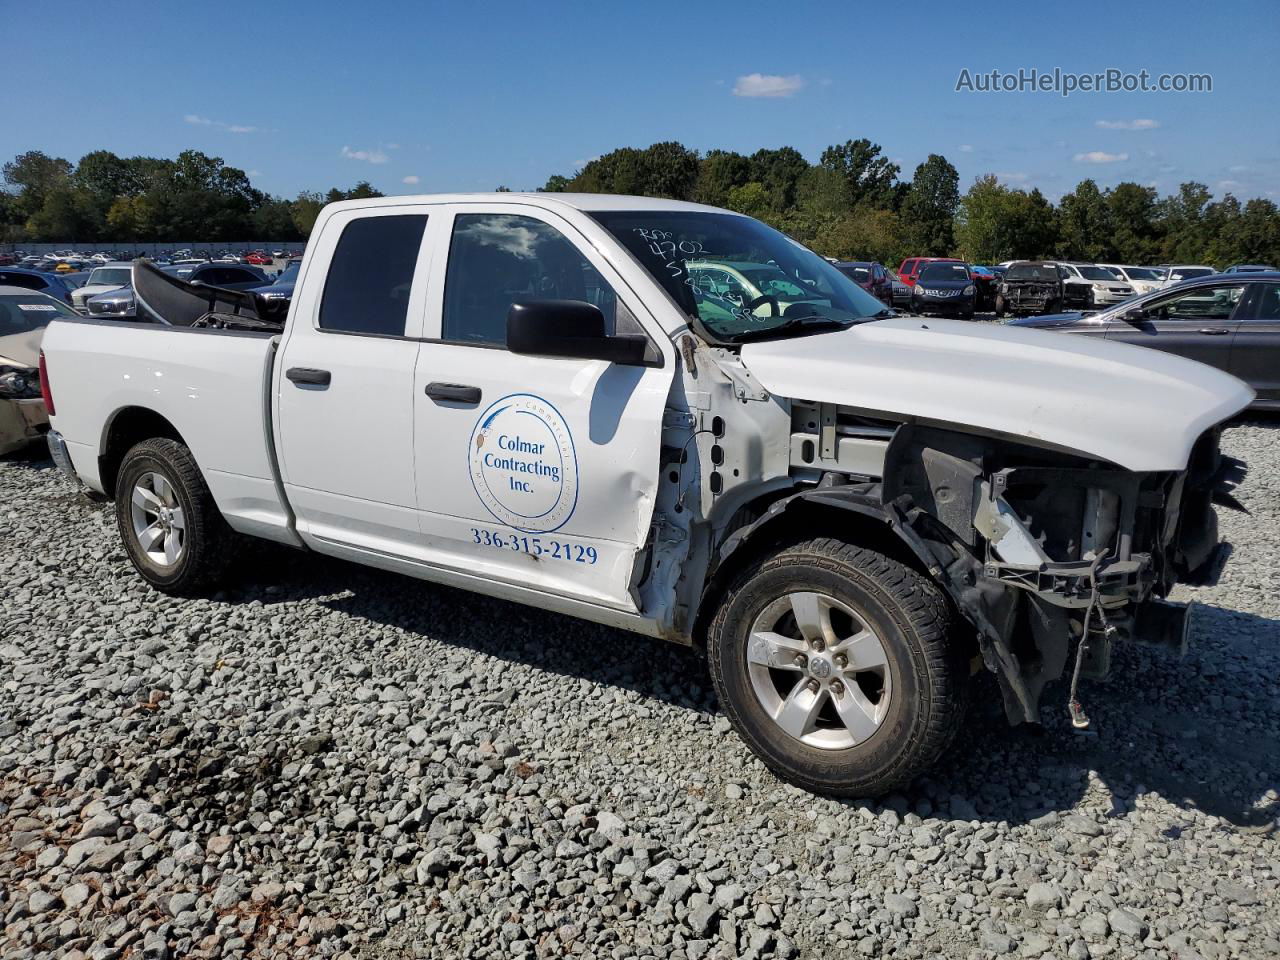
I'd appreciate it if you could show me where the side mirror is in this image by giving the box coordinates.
[1120,306,1149,324]
[507,300,649,366]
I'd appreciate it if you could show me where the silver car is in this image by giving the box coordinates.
[70,262,133,315]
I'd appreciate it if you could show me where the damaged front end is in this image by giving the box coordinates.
[881,425,1237,725]
[0,361,48,456]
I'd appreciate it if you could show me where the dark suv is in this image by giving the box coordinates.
[995,261,1089,317]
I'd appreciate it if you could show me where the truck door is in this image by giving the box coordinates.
[274,207,433,554]
[1105,282,1246,370]
[410,205,673,611]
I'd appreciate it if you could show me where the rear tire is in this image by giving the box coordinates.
[115,438,235,594]
[707,538,967,797]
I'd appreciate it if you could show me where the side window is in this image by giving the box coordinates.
[1157,285,1246,321]
[442,213,616,346]
[318,214,428,336]
[1252,283,1280,320]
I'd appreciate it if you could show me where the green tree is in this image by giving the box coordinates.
[901,154,959,255]
[748,147,810,212]
[2,150,73,221]
[539,174,570,193]
[956,175,1057,263]
[695,150,751,207]
[725,181,772,220]
[1055,179,1112,260]
[1106,182,1161,264]
[819,139,899,210]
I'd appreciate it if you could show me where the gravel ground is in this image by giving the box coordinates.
[1,424,1277,960]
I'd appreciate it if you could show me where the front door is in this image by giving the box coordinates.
[411,205,672,610]
[1105,282,1247,370]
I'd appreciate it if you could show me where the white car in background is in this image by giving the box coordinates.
[1159,265,1217,288]
[1098,264,1166,296]
[69,262,134,315]
[1054,262,1134,308]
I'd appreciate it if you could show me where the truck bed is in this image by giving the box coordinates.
[40,318,296,544]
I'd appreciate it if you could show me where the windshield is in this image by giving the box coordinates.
[592,211,886,342]
[1123,266,1164,280]
[0,293,77,333]
[919,263,970,283]
[88,267,131,286]
[1077,265,1118,281]
[1006,263,1058,281]
[1170,267,1214,280]
[276,262,300,283]
[838,265,871,282]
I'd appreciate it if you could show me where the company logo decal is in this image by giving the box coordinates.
[469,393,578,533]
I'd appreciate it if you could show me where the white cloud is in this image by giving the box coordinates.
[402,175,420,185]
[386,142,401,150]
[1073,151,1129,164]
[341,145,389,164]
[1218,179,1243,191]
[994,171,1030,184]
[184,114,261,134]
[1095,119,1160,130]
[959,144,973,153]
[732,73,804,98]
[247,169,262,177]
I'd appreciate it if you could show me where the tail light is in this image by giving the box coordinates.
[38,350,55,416]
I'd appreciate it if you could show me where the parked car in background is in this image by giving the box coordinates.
[245,251,273,265]
[898,256,964,287]
[0,286,77,454]
[967,265,999,311]
[0,268,77,305]
[1099,264,1165,296]
[833,261,893,306]
[1056,262,1134,309]
[70,262,134,315]
[1159,265,1216,288]
[995,261,1087,316]
[0,252,17,266]
[249,260,300,302]
[1012,271,1280,408]
[910,261,975,319]
[1222,264,1276,274]
[886,269,912,307]
[86,262,268,320]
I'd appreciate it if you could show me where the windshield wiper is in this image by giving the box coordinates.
[730,315,855,343]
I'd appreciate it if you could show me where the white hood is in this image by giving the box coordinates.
[739,317,1253,472]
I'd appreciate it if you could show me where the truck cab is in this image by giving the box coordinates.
[40,194,1252,797]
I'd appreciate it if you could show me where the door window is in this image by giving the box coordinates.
[1154,285,1245,321]
[442,213,616,347]
[318,214,428,336]
[1250,283,1280,320]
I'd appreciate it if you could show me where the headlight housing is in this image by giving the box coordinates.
[963,284,975,296]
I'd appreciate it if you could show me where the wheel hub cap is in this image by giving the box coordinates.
[746,591,892,750]
[129,472,186,568]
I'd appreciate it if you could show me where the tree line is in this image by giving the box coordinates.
[5,143,1279,268]
[0,149,383,244]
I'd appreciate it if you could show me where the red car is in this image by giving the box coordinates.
[899,256,966,287]
[244,251,273,265]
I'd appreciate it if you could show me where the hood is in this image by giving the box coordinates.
[0,331,42,368]
[1008,312,1086,328]
[739,316,1253,472]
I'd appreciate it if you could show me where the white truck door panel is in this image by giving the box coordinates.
[411,206,672,610]
[275,208,432,553]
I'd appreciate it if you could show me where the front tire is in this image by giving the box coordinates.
[707,539,967,796]
[115,438,234,594]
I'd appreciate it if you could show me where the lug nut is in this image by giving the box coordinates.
[794,654,807,668]
[835,654,848,669]
[806,679,821,693]
[831,680,845,696]
[811,638,825,652]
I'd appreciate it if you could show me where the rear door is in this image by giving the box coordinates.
[274,206,433,554]
[1228,282,1280,403]
[409,204,673,610]
[1105,282,1247,370]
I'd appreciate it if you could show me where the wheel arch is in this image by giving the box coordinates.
[98,406,188,499]
[693,486,946,650]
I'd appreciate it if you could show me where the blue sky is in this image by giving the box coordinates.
[4,0,1277,203]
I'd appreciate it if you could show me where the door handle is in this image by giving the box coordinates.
[425,382,482,404]
[1197,327,1231,336]
[286,367,331,385]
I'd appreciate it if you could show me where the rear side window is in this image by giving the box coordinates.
[319,214,428,336]
[1253,283,1280,320]
[442,213,616,347]
[0,272,46,292]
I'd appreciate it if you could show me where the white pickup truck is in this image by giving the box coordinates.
[39,194,1252,796]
